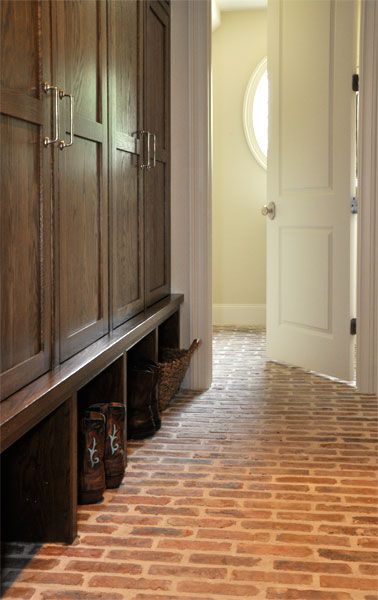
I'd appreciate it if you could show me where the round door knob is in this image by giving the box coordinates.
[261,202,276,220]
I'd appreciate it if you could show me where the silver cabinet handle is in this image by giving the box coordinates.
[58,90,74,150]
[146,131,152,170]
[42,82,59,147]
[133,130,149,169]
[261,202,276,220]
[152,133,156,168]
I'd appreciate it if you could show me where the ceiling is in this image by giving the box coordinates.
[212,0,267,31]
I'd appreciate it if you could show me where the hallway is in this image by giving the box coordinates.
[2,328,378,600]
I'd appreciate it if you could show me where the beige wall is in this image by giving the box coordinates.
[212,10,267,325]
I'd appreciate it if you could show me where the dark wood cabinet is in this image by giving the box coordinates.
[0,0,171,393]
[144,0,171,307]
[0,0,53,399]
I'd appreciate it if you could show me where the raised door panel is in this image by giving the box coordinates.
[108,0,144,329]
[0,0,52,400]
[145,0,170,307]
[54,0,109,362]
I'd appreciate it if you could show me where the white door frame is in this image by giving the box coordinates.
[357,0,378,395]
[174,0,377,394]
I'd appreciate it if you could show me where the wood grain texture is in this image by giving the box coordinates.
[1,397,77,543]
[54,0,109,362]
[0,0,40,98]
[144,0,171,307]
[108,0,145,329]
[0,0,52,400]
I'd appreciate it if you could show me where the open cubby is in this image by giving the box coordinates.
[77,355,126,413]
[128,329,158,365]
[158,310,180,360]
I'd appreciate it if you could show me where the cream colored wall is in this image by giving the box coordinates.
[212,10,267,325]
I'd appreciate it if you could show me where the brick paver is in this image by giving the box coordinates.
[2,328,378,599]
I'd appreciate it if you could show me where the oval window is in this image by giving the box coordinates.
[243,57,268,170]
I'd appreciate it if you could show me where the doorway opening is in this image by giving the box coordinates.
[211,0,359,386]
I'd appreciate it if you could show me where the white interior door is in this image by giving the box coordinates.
[266,0,357,381]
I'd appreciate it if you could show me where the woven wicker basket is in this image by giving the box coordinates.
[158,338,201,412]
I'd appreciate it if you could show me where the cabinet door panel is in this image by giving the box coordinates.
[145,0,170,307]
[146,161,167,293]
[0,0,52,400]
[108,0,144,328]
[54,0,109,362]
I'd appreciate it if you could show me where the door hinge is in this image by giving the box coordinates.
[351,196,358,214]
[352,73,359,92]
[350,318,357,335]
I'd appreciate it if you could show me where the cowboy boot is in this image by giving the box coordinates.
[89,403,126,488]
[78,410,106,504]
[127,364,157,439]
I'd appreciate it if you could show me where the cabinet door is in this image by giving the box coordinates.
[54,0,109,362]
[0,0,52,399]
[108,0,145,329]
[144,0,171,307]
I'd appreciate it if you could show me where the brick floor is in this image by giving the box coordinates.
[2,327,378,599]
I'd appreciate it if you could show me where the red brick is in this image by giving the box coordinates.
[241,520,313,532]
[130,526,193,538]
[320,575,378,590]
[109,495,171,505]
[96,514,161,525]
[176,580,259,596]
[157,539,232,552]
[359,564,378,576]
[40,592,125,600]
[189,553,261,567]
[236,543,313,558]
[276,533,350,547]
[231,569,313,585]
[277,511,346,522]
[266,588,353,599]
[37,546,104,558]
[80,536,152,548]
[273,560,352,574]
[107,549,183,563]
[1,557,59,570]
[89,576,171,591]
[65,560,142,575]
[148,564,227,579]
[1,587,35,599]
[5,572,83,586]
[135,505,199,516]
[131,596,214,600]
[166,516,237,528]
[318,548,378,562]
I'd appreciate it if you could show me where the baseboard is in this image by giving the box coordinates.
[213,303,266,326]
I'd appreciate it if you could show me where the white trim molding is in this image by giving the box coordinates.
[357,0,378,395]
[188,0,213,390]
[213,304,266,327]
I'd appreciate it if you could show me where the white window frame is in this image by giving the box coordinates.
[243,57,268,170]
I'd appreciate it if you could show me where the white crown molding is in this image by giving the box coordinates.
[357,0,378,394]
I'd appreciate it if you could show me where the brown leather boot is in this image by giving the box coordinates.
[78,410,106,504]
[128,363,158,439]
[89,403,126,488]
